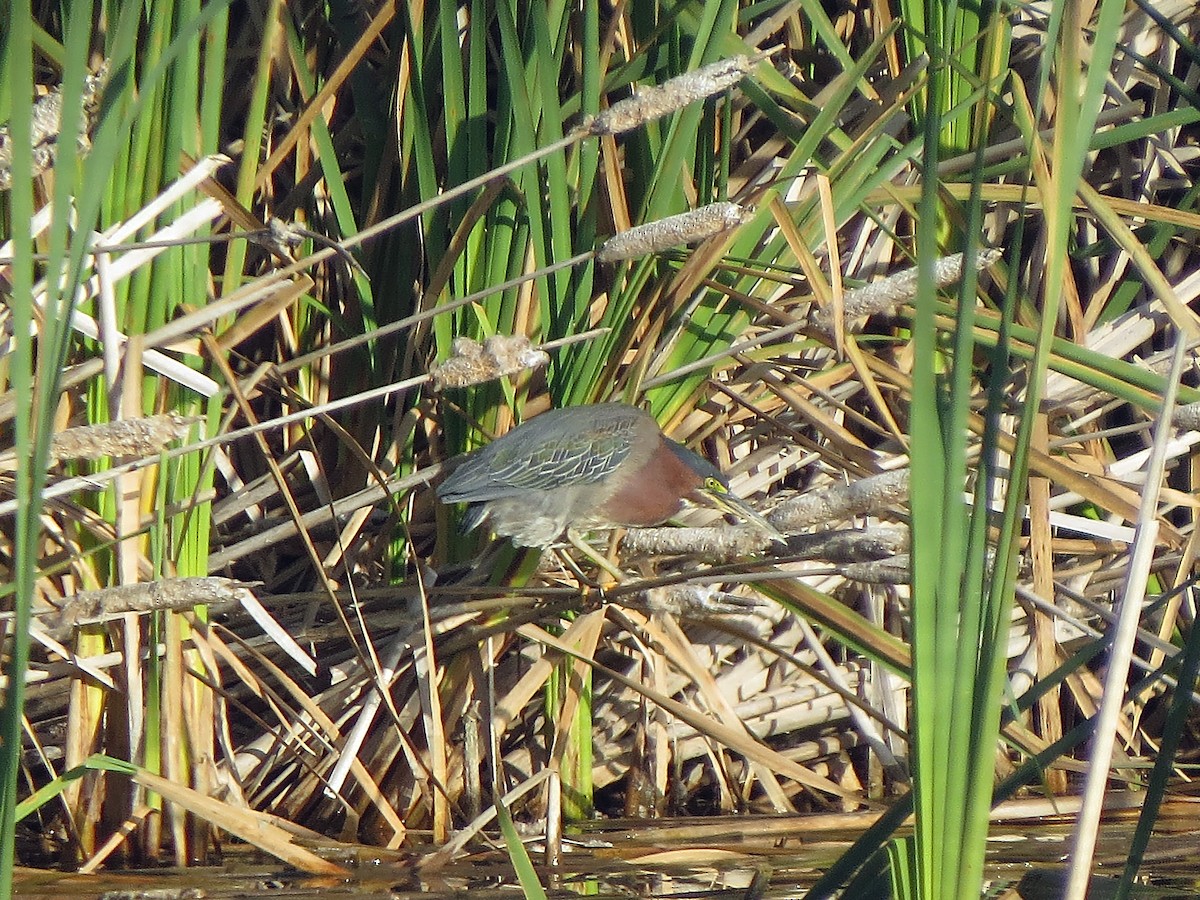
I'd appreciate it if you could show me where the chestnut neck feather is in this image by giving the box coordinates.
[596,436,702,526]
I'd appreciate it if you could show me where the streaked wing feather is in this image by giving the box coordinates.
[438,407,640,503]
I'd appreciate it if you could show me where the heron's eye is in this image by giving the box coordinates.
[704,476,726,493]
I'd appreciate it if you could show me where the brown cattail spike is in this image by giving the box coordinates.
[597,202,752,262]
[48,413,200,463]
[0,62,109,191]
[813,249,1002,331]
[430,335,550,390]
[590,54,767,136]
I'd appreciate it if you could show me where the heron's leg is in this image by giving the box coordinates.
[566,528,628,584]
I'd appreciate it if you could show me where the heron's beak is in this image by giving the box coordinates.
[703,485,787,545]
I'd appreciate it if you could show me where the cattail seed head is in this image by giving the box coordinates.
[590,55,763,135]
[597,202,751,262]
[813,249,1002,331]
[48,414,200,463]
[431,335,550,390]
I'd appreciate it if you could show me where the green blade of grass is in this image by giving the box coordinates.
[495,795,550,900]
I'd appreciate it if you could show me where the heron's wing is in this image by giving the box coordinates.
[437,408,639,502]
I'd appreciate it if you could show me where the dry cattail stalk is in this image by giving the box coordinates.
[622,523,778,559]
[785,526,910,561]
[768,469,909,533]
[812,249,1002,331]
[622,522,908,563]
[841,555,910,586]
[41,576,249,638]
[596,201,752,262]
[589,54,766,135]
[634,584,763,616]
[0,62,109,190]
[44,413,200,464]
[1172,401,1200,432]
[430,335,550,390]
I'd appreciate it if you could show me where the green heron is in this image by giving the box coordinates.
[437,403,782,548]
